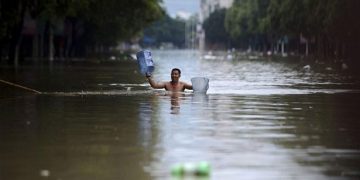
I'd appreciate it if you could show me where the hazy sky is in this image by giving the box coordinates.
[162,0,200,19]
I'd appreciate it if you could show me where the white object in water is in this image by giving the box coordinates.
[303,65,311,71]
[342,63,348,70]
[191,77,209,93]
[40,169,50,177]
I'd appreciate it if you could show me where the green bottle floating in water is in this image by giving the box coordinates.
[171,161,210,177]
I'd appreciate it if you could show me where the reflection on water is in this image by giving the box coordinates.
[148,94,360,180]
[169,92,181,115]
[158,92,209,115]
[1,50,360,180]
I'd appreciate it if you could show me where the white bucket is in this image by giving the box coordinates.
[191,77,209,93]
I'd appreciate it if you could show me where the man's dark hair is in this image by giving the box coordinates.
[171,68,181,75]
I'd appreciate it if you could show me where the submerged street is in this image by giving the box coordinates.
[1,50,360,179]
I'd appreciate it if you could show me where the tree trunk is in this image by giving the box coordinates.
[40,31,44,59]
[32,33,38,60]
[0,42,3,61]
[48,24,54,61]
[8,2,26,65]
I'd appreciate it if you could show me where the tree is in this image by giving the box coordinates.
[140,14,185,48]
[223,0,360,63]
[0,0,165,62]
[224,0,270,50]
[203,8,231,49]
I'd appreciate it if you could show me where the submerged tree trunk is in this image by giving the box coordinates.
[281,41,286,57]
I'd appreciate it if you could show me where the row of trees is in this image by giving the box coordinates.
[140,14,186,48]
[203,0,360,64]
[0,0,164,63]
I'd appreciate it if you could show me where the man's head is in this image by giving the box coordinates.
[171,68,181,82]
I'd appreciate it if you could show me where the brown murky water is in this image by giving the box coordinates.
[1,50,360,180]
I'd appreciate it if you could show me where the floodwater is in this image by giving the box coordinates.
[1,50,360,180]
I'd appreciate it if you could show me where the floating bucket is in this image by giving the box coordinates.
[191,77,209,93]
[136,50,154,75]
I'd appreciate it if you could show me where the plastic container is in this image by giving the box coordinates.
[136,50,154,75]
[191,77,209,93]
[171,161,210,177]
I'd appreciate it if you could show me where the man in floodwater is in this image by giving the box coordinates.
[146,68,193,92]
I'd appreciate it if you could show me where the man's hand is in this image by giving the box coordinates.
[145,72,152,78]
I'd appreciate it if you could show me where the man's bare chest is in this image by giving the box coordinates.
[165,82,184,91]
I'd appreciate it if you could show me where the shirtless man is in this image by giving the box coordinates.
[146,68,193,92]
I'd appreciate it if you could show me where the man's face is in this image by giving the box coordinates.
[171,70,180,82]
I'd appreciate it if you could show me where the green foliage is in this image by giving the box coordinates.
[203,8,230,46]
[80,0,165,45]
[0,0,27,40]
[221,0,360,60]
[223,0,270,49]
[140,14,185,48]
[225,0,269,38]
[225,0,249,39]
[226,0,360,41]
[0,0,165,60]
